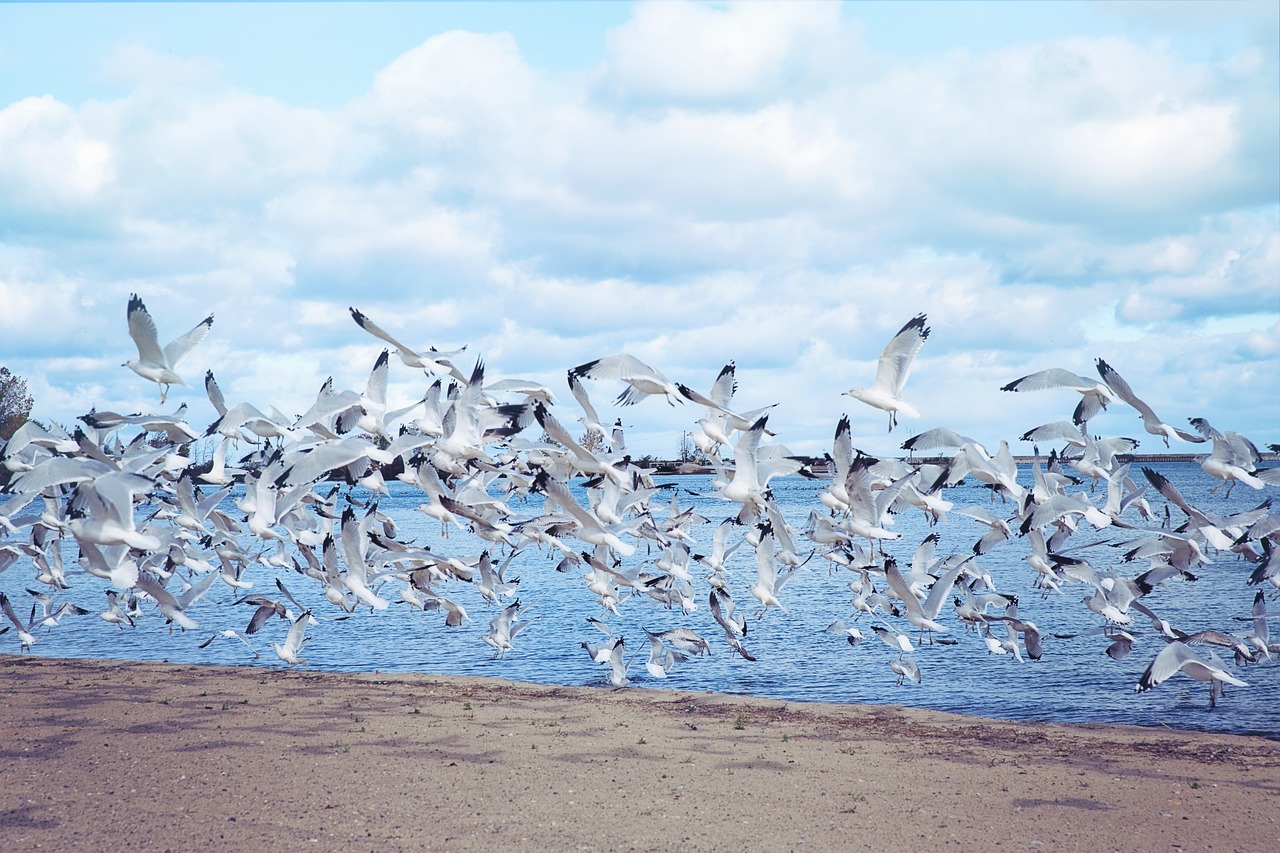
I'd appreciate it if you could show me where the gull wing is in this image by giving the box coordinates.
[127,294,166,365]
[872,314,929,396]
[350,307,418,357]
[571,353,661,383]
[1001,367,1096,393]
[163,312,214,367]
[1136,641,1202,691]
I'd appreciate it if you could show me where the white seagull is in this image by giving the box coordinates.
[1095,358,1206,447]
[349,307,468,382]
[844,314,930,432]
[1135,640,1248,709]
[270,611,312,667]
[569,353,684,406]
[124,294,214,403]
[1000,367,1116,426]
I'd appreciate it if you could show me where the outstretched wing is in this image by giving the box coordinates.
[873,314,929,396]
[127,294,166,365]
[163,312,214,367]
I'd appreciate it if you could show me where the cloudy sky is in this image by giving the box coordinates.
[1,1,1277,460]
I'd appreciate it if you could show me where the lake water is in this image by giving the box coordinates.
[2,461,1276,739]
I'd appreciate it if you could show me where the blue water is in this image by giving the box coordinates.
[2,462,1276,739]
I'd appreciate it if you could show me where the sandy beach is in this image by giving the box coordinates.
[1,655,1276,851]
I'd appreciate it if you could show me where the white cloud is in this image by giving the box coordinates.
[0,96,113,211]
[1,2,1276,449]
[598,1,849,104]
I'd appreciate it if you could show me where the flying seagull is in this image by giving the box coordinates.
[349,307,468,382]
[1135,640,1247,709]
[569,353,684,406]
[844,314,930,431]
[1095,358,1205,447]
[1000,367,1116,426]
[124,294,214,402]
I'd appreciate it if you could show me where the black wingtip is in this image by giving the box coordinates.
[569,358,599,379]
[901,313,930,339]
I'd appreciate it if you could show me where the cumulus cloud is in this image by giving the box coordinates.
[0,96,113,213]
[1,1,1275,454]
[597,1,851,105]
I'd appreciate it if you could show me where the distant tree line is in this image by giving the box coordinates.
[0,367,33,442]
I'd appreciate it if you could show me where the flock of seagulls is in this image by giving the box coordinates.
[1,296,1278,717]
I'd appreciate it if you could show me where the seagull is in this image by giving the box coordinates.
[1000,367,1116,426]
[270,611,312,667]
[124,294,214,403]
[532,470,636,557]
[349,307,467,382]
[1095,359,1206,447]
[824,619,866,645]
[889,656,921,685]
[1188,417,1279,497]
[234,591,292,635]
[99,590,135,628]
[198,629,259,659]
[66,470,163,552]
[0,591,38,651]
[709,588,755,661]
[133,570,213,631]
[644,626,711,657]
[871,622,915,658]
[883,555,967,643]
[748,522,796,616]
[482,599,535,658]
[642,633,692,678]
[569,353,684,406]
[25,588,90,627]
[843,314,930,431]
[1135,640,1248,709]
[565,371,611,444]
[676,361,777,448]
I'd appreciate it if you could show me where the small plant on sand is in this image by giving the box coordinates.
[734,713,747,730]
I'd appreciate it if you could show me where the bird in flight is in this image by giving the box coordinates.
[124,294,213,403]
[1094,358,1205,447]
[569,353,684,406]
[844,314,930,432]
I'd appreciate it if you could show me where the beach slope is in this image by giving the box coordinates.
[2,656,1276,850]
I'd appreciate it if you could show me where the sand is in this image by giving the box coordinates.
[1,655,1276,851]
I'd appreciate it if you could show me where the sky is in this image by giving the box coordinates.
[1,0,1277,460]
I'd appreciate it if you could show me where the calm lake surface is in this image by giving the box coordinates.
[3,461,1276,739]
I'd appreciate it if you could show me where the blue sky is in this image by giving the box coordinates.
[1,1,1277,458]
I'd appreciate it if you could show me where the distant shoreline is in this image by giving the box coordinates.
[640,452,1277,476]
